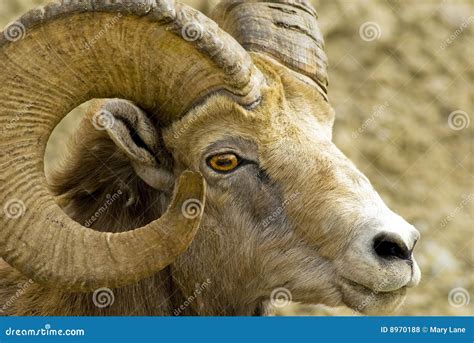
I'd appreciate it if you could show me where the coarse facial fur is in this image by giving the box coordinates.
[0,55,420,316]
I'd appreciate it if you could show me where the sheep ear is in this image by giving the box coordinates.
[91,99,174,192]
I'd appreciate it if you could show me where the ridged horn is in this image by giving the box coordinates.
[213,0,328,100]
[0,0,264,291]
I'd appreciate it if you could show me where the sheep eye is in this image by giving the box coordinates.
[207,153,241,173]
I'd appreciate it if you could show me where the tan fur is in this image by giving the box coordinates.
[0,57,419,316]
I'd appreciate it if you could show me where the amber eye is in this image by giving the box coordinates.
[207,153,241,173]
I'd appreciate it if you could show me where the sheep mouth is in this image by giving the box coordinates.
[342,277,405,293]
[339,278,407,314]
[343,278,371,292]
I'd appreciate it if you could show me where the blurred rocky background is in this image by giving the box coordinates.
[1,0,472,316]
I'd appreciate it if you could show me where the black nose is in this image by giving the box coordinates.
[373,233,412,260]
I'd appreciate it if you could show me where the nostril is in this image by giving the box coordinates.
[373,233,411,260]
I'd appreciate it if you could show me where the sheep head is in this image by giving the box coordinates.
[0,0,420,315]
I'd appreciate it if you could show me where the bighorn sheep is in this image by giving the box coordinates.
[0,0,420,316]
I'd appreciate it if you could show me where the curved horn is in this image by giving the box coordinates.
[213,0,328,100]
[0,0,263,291]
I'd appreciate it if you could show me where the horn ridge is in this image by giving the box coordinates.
[0,0,259,291]
[213,0,329,100]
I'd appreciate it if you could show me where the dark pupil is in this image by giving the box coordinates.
[217,157,233,167]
